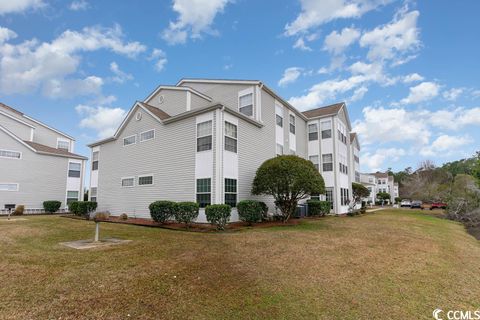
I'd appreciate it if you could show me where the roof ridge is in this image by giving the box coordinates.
[23,140,87,160]
[0,102,24,116]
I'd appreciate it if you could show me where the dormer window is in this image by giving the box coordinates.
[57,139,70,151]
[238,89,254,117]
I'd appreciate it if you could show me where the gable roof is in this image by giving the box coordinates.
[0,124,86,160]
[144,85,212,104]
[138,102,171,120]
[350,132,360,150]
[0,102,75,140]
[302,102,345,119]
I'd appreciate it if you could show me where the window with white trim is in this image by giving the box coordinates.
[325,188,334,209]
[67,190,79,204]
[197,120,212,152]
[92,151,99,171]
[239,92,253,117]
[276,144,283,156]
[321,121,332,139]
[68,162,81,178]
[309,155,319,170]
[140,129,155,142]
[90,187,97,202]
[123,135,136,146]
[0,149,21,159]
[308,123,318,141]
[276,114,283,127]
[57,140,70,151]
[138,175,153,186]
[196,178,211,208]
[0,183,18,191]
[310,193,320,201]
[224,178,237,207]
[322,154,333,172]
[337,122,347,144]
[121,177,134,187]
[289,114,295,134]
[224,121,237,153]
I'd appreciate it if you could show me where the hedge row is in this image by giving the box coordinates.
[69,201,97,217]
[306,200,330,216]
[149,201,199,228]
[43,201,61,213]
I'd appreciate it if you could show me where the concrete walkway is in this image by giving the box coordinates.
[366,208,386,213]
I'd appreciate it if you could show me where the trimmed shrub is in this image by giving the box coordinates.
[205,204,231,230]
[149,200,176,223]
[13,205,24,216]
[43,201,61,213]
[174,202,199,228]
[70,201,97,217]
[119,213,129,220]
[307,200,330,216]
[237,200,263,225]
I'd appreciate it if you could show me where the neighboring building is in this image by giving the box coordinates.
[360,173,377,204]
[372,172,398,204]
[88,79,359,221]
[0,103,87,212]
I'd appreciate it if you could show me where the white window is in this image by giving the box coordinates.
[276,114,283,127]
[276,143,283,156]
[224,121,237,153]
[322,154,333,172]
[67,190,79,204]
[0,149,21,159]
[224,178,237,207]
[309,155,319,170]
[123,135,136,146]
[196,178,211,208]
[121,177,134,187]
[239,92,253,117]
[0,183,19,191]
[90,187,97,202]
[308,124,318,141]
[140,129,155,142]
[289,114,296,134]
[57,139,70,151]
[197,120,212,152]
[138,175,153,186]
[68,162,81,178]
[321,121,332,139]
[92,151,99,171]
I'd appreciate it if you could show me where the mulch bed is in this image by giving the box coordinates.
[60,214,308,232]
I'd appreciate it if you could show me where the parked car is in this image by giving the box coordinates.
[430,202,447,210]
[400,199,411,207]
[410,200,423,209]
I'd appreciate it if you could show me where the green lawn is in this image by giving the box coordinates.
[1,209,479,319]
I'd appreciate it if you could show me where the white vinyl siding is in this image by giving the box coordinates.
[0,183,19,191]
[197,120,213,152]
[123,135,136,146]
[140,129,155,142]
[0,149,21,159]
[276,143,283,156]
[224,121,237,153]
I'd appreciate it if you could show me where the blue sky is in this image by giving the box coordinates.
[1,0,479,173]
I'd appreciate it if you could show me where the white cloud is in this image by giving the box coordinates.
[443,87,463,101]
[76,104,127,139]
[353,106,431,145]
[109,62,133,83]
[0,27,17,43]
[349,86,368,102]
[293,37,312,51]
[0,0,44,15]
[420,134,473,157]
[400,81,440,104]
[149,49,167,72]
[69,0,89,11]
[323,27,360,55]
[43,76,103,98]
[425,107,480,130]
[402,73,424,83]
[278,67,303,87]
[362,148,406,172]
[0,24,146,97]
[161,0,231,45]
[284,0,388,36]
[359,8,420,62]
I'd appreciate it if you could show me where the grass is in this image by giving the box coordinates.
[1,209,480,319]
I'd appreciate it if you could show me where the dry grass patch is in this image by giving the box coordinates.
[0,210,479,319]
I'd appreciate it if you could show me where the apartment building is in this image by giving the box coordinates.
[360,173,377,204]
[0,103,87,212]
[373,172,399,203]
[88,79,359,221]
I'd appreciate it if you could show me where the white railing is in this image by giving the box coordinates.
[0,208,67,215]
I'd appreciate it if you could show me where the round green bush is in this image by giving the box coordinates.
[174,202,199,227]
[205,204,231,230]
[149,200,176,223]
[43,201,61,213]
[307,200,330,216]
[69,201,79,214]
[237,200,263,225]
[69,201,97,217]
